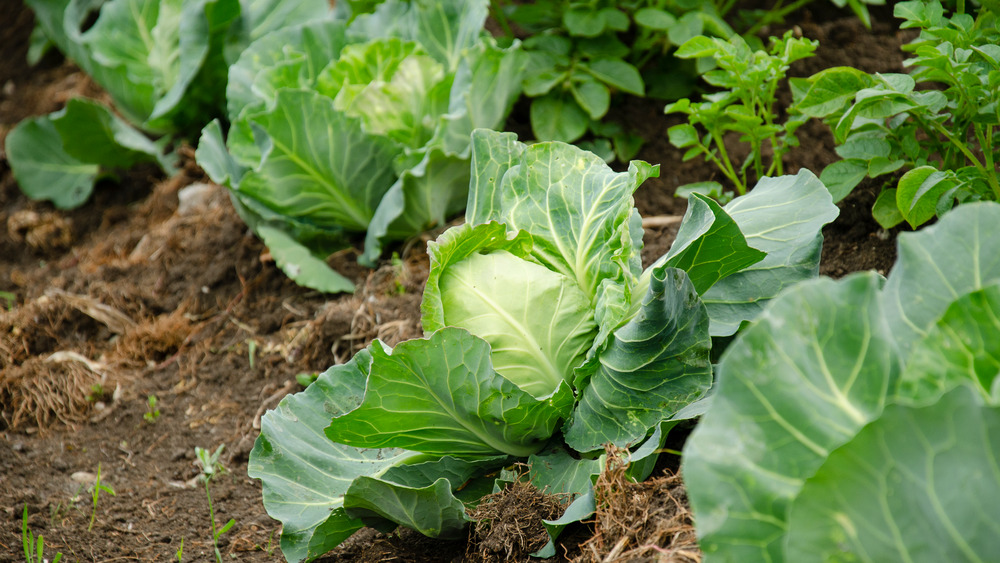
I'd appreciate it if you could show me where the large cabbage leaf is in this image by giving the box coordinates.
[198,0,525,292]
[684,202,1000,562]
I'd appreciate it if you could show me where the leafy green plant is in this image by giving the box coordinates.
[23,505,62,563]
[143,395,160,423]
[492,0,734,151]
[684,202,1000,562]
[195,445,235,563]
[176,537,184,562]
[8,0,330,209]
[197,0,524,292]
[88,463,115,532]
[792,0,1000,228]
[666,31,818,200]
[248,129,838,561]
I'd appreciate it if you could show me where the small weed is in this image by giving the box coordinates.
[254,530,276,555]
[85,383,105,403]
[88,463,115,532]
[390,252,407,295]
[0,290,16,310]
[295,372,318,388]
[143,395,161,423]
[176,537,184,562]
[196,445,235,563]
[23,504,63,563]
[247,340,258,369]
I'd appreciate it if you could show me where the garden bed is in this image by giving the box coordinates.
[1,2,906,561]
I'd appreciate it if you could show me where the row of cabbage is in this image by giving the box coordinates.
[7,1,1000,561]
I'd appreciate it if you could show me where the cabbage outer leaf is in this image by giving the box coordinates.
[248,350,424,563]
[785,387,1000,562]
[564,267,712,451]
[701,169,839,336]
[325,328,574,457]
[684,273,898,562]
[684,202,1000,563]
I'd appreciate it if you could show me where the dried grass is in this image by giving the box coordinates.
[573,446,701,563]
[469,479,569,562]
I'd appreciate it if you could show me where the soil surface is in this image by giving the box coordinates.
[2,3,905,562]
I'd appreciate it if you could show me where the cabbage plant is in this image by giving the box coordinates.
[248,129,838,562]
[8,0,329,209]
[684,202,1000,562]
[195,0,524,292]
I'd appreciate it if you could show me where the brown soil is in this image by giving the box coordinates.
[1,3,902,562]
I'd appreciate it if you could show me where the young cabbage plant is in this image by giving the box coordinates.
[196,0,524,292]
[792,0,1000,228]
[8,0,330,208]
[685,202,1000,562]
[248,129,838,562]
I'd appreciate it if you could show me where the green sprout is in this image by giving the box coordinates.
[195,445,235,563]
[88,463,115,532]
[143,395,160,423]
[23,504,63,563]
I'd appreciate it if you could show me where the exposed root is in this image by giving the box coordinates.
[573,446,700,563]
[0,354,110,430]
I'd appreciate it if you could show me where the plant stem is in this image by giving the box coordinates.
[707,130,746,194]
[204,480,222,563]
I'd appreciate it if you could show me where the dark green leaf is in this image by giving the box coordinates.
[563,267,712,452]
[563,7,606,37]
[634,7,676,30]
[570,77,611,119]
[819,159,868,202]
[584,58,645,96]
[530,92,590,142]
[896,165,959,228]
[872,188,904,229]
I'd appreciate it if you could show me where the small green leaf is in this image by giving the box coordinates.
[584,58,645,96]
[819,159,868,202]
[794,66,872,118]
[524,68,568,96]
[675,181,728,202]
[657,194,766,295]
[634,7,676,30]
[667,12,704,47]
[530,92,590,142]
[674,35,719,59]
[667,123,700,148]
[872,188,904,229]
[600,7,629,31]
[896,166,958,228]
[570,77,611,119]
[563,7,606,37]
